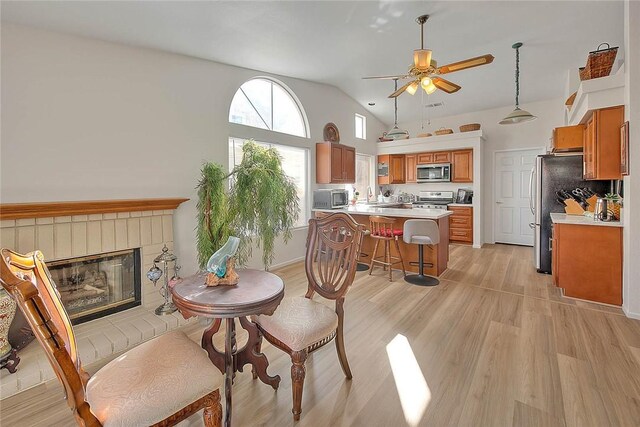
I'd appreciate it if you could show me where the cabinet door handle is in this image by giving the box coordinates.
[549,238,553,251]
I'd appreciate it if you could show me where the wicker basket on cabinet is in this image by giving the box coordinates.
[459,123,481,132]
[435,128,453,136]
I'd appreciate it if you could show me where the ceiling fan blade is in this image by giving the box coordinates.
[362,74,411,80]
[432,77,461,94]
[437,54,495,74]
[388,80,415,98]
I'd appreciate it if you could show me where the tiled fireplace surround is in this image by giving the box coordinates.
[0,199,195,398]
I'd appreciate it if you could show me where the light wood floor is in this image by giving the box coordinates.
[2,244,640,427]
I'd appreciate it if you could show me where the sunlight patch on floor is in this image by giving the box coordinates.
[386,334,431,426]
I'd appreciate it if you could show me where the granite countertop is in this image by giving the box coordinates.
[447,203,473,207]
[312,205,454,219]
[550,213,623,228]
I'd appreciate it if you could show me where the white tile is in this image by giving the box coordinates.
[130,211,142,218]
[54,223,72,259]
[152,210,165,216]
[16,362,42,390]
[87,221,102,255]
[16,226,36,254]
[0,228,16,251]
[71,222,87,256]
[141,211,153,217]
[127,218,140,248]
[101,220,115,252]
[36,224,55,261]
[15,218,35,227]
[140,217,152,246]
[151,216,163,244]
[35,217,54,225]
[115,219,128,250]
[116,212,130,219]
[162,215,173,243]
[0,219,15,228]
[1,372,19,396]
[54,216,71,223]
[88,333,114,359]
[157,313,179,329]
[72,215,88,222]
[141,313,168,335]
[102,327,129,353]
[163,210,174,215]
[114,321,143,346]
[130,318,155,340]
[77,337,98,365]
[88,214,103,221]
[103,213,117,220]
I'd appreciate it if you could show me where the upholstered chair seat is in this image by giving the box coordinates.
[87,330,223,427]
[253,297,338,352]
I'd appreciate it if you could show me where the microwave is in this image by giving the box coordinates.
[417,163,451,182]
[312,189,349,209]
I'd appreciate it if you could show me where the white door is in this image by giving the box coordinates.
[494,148,542,246]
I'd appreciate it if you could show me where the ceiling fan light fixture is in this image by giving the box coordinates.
[500,42,537,125]
[499,107,537,125]
[420,76,432,89]
[424,81,437,95]
[414,49,432,70]
[406,81,419,95]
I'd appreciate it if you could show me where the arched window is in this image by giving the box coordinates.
[229,78,308,138]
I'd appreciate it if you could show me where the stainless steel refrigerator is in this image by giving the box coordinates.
[531,154,611,273]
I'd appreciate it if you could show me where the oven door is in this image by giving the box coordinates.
[417,163,451,182]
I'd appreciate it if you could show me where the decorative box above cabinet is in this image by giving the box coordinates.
[316,142,356,184]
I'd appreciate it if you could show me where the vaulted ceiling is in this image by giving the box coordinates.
[1,1,624,126]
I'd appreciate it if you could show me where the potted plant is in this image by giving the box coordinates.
[196,140,299,269]
[604,193,622,221]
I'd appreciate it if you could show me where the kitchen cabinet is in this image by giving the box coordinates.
[451,149,473,183]
[552,223,622,305]
[417,151,450,164]
[405,154,417,183]
[378,154,405,185]
[417,153,433,164]
[448,206,473,244]
[552,125,584,152]
[583,105,624,180]
[316,142,356,184]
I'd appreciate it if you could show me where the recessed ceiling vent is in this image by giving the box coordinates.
[424,102,444,108]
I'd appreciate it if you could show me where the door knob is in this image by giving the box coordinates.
[496,201,503,204]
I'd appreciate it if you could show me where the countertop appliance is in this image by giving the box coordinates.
[413,191,454,210]
[456,188,473,204]
[531,154,610,273]
[417,163,451,183]
[313,189,349,209]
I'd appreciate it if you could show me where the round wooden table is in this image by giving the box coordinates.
[171,269,285,427]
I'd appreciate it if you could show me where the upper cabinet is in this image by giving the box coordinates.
[405,154,417,183]
[451,149,473,183]
[583,105,624,180]
[552,125,584,152]
[316,142,356,184]
[378,154,405,185]
[417,151,451,164]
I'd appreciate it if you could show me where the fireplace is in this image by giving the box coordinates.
[47,248,142,324]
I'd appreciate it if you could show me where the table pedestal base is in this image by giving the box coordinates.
[201,317,281,426]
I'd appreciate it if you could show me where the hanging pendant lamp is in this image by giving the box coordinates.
[499,42,537,125]
[386,79,410,140]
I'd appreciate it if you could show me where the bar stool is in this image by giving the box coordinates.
[356,229,372,271]
[368,216,406,281]
[403,219,440,286]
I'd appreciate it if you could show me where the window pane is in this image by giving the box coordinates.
[240,79,272,129]
[229,90,269,130]
[273,84,306,137]
[355,114,366,139]
[229,138,307,227]
[346,154,374,201]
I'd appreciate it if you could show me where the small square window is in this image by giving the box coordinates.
[355,114,366,139]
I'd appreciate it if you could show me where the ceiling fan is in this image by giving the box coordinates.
[363,15,495,98]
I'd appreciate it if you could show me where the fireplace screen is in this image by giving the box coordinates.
[47,249,141,324]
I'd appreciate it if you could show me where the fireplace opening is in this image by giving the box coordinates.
[47,248,141,324]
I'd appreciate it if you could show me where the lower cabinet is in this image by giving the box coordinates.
[448,206,473,244]
[552,223,622,305]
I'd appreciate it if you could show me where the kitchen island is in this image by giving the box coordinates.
[313,205,452,276]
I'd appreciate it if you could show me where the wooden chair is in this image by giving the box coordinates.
[252,212,365,421]
[368,215,406,281]
[0,249,223,427]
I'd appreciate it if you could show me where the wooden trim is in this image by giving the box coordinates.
[0,198,189,220]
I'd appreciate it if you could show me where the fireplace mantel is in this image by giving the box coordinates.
[0,198,189,220]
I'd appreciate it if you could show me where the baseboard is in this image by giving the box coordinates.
[623,305,640,320]
[269,256,305,271]
[472,244,482,249]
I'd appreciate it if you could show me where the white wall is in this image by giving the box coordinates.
[0,23,387,274]
[623,0,640,318]
[397,98,564,243]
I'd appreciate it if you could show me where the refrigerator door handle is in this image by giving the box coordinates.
[528,165,536,215]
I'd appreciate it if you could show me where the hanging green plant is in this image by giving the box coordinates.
[196,140,300,269]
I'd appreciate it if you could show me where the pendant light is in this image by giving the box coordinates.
[386,79,410,140]
[499,42,537,125]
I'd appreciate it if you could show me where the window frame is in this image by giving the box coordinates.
[229,77,310,139]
